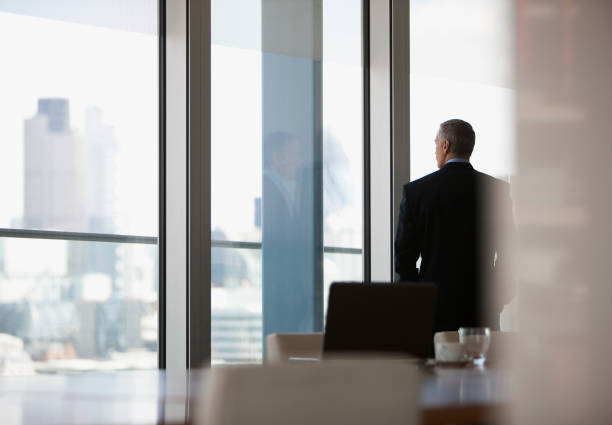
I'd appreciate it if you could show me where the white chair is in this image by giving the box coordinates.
[434,331,460,345]
[265,332,324,363]
[433,331,462,361]
[196,360,420,425]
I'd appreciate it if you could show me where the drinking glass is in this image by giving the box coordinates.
[458,327,491,366]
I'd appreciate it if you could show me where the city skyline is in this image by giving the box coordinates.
[0,96,158,364]
[0,2,365,369]
[0,11,159,236]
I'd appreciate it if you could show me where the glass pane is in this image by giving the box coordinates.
[0,238,157,374]
[408,0,517,329]
[211,0,363,363]
[0,3,158,236]
[323,251,362,319]
[410,0,515,181]
[0,2,159,374]
[211,246,261,364]
[322,1,363,250]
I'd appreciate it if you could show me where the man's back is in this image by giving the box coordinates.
[395,162,512,331]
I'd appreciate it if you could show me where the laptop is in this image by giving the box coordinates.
[323,282,437,359]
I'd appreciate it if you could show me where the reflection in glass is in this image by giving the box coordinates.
[262,131,320,335]
[211,0,362,363]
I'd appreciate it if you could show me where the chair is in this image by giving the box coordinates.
[434,331,459,345]
[433,331,461,362]
[265,332,323,363]
[324,282,437,358]
[196,360,419,425]
[434,330,519,362]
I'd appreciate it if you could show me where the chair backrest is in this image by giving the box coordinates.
[324,282,437,358]
[265,333,324,363]
[196,360,420,425]
[433,331,462,361]
[433,331,459,344]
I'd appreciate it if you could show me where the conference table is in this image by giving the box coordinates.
[0,364,512,425]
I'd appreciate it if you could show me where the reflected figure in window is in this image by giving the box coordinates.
[262,132,315,336]
[395,119,515,332]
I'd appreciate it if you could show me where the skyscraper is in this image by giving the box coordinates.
[84,107,117,234]
[37,98,70,133]
[83,107,118,283]
[23,98,85,231]
[22,99,125,357]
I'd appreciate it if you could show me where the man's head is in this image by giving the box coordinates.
[264,132,302,179]
[435,119,475,168]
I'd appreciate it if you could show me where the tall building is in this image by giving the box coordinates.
[37,98,70,133]
[83,107,119,297]
[84,107,117,234]
[22,100,124,357]
[0,239,5,275]
[23,98,85,231]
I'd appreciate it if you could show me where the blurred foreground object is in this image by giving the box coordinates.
[515,0,612,423]
[197,359,419,425]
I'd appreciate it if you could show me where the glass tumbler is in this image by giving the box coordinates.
[458,327,491,366]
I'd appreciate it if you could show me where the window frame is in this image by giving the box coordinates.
[0,2,166,372]
[166,0,404,368]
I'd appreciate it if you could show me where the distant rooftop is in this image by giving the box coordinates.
[38,98,69,132]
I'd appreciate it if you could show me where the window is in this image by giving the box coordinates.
[410,0,515,181]
[211,0,363,363]
[408,0,517,328]
[0,2,159,373]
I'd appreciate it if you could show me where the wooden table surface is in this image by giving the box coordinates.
[0,365,512,425]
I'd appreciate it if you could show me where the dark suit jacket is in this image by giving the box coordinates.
[262,170,316,334]
[394,162,514,332]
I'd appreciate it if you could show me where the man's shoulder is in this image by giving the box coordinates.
[403,169,442,193]
[473,171,512,205]
[475,170,510,189]
[402,167,510,195]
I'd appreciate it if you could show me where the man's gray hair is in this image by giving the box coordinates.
[438,119,475,157]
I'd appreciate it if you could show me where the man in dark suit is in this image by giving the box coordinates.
[395,119,514,332]
[262,132,316,336]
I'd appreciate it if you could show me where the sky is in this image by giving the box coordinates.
[0,11,158,235]
[410,0,516,181]
[0,0,516,245]
[211,0,364,247]
[0,0,364,248]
